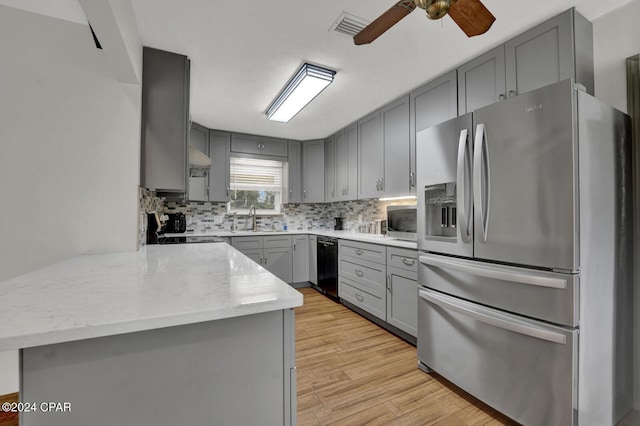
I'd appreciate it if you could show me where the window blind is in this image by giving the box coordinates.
[229,157,283,191]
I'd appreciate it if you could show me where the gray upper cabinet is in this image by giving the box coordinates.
[381,95,410,197]
[141,47,190,193]
[230,133,288,158]
[358,110,384,199]
[287,140,302,204]
[335,123,358,201]
[458,45,506,115]
[505,7,593,97]
[302,140,325,203]
[260,136,289,157]
[409,70,457,194]
[188,123,210,202]
[325,136,336,202]
[187,127,229,202]
[208,130,230,202]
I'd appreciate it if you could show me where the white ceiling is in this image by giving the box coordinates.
[3,0,633,140]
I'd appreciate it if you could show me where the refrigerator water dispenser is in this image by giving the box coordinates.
[424,182,457,239]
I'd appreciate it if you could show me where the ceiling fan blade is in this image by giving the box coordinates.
[448,0,495,37]
[354,0,417,45]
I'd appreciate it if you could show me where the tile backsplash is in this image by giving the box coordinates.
[163,198,416,233]
[139,188,416,247]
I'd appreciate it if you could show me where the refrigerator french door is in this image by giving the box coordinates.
[415,79,633,426]
[418,79,578,271]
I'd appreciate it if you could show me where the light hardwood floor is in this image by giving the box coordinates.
[295,287,518,426]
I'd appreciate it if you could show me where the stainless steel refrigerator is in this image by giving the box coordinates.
[415,79,633,426]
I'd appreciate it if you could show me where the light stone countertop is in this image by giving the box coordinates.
[166,229,418,250]
[0,243,303,352]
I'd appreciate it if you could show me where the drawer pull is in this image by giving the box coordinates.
[402,258,415,266]
[354,249,364,255]
[419,289,567,345]
[355,269,364,277]
[355,293,364,302]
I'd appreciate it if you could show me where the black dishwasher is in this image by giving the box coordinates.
[316,236,338,301]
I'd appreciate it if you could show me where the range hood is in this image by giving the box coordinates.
[189,145,212,177]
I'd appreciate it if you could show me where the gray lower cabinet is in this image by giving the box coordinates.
[287,140,302,203]
[292,235,309,283]
[309,235,318,285]
[409,70,458,195]
[338,240,387,321]
[232,236,293,283]
[381,95,410,197]
[505,7,593,97]
[21,309,296,426]
[458,45,506,115]
[302,140,325,203]
[264,246,293,283]
[386,247,418,337]
[141,47,190,193]
[357,110,384,199]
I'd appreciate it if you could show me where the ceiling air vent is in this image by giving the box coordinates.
[330,12,369,37]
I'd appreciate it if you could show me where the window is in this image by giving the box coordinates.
[228,157,284,215]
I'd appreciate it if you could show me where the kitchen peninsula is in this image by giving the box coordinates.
[0,243,302,426]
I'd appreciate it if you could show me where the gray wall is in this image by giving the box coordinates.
[0,4,142,394]
[593,0,640,409]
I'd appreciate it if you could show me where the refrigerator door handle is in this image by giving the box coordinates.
[474,123,490,242]
[418,288,567,345]
[456,128,471,243]
[419,254,568,289]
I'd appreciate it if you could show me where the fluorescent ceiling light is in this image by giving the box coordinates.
[378,195,418,201]
[266,63,336,123]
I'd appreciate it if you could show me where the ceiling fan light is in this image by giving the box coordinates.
[425,0,450,19]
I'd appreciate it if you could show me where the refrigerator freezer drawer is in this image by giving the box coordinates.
[418,288,577,426]
[419,253,578,327]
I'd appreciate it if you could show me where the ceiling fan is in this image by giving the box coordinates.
[354,0,495,45]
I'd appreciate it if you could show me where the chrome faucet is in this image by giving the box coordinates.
[247,205,257,231]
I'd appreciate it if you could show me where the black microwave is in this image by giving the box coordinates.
[386,205,417,241]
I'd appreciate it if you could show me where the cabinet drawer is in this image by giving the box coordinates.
[387,247,418,272]
[339,277,385,321]
[264,235,292,248]
[339,257,385,298]
[231,236,263,250]
[339,240,386,264]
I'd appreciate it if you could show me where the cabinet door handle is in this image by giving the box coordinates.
[380,178,384,191]
[264,256,267,266]
[293,243,296,251]
[499,93,506,101]
[387,275,391,292]
[402,258,415,266]
[303,190,306,199]
[355,269,364,277]
[354,249,364,255]
[508,90,517,98]
[355,293,364,302]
